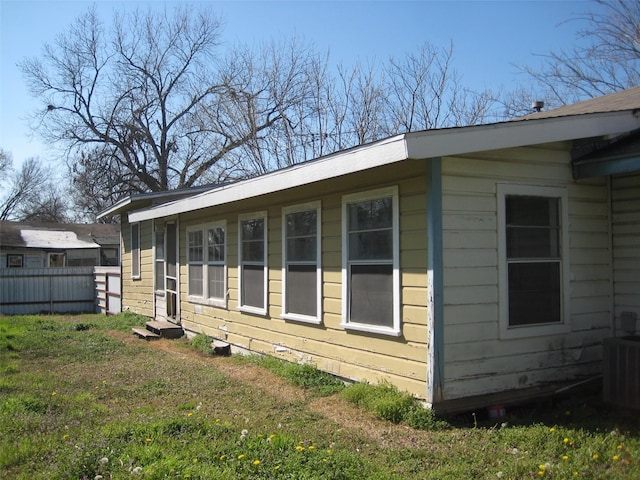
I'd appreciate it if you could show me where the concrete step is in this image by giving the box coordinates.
[132,327,160,340]
[145,320,184,339]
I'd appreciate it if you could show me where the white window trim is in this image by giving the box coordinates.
[186,221,227,308]
[131,222,141,280]
[281,201,322,324]
[497,183,571,339]
[238,211,268,316]
[341,186,401,336]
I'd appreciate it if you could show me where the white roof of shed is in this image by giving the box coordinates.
[20,229,99,249]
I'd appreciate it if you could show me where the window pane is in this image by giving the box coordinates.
[286,264,316,316]
[349,230,392,260]
[166,224,177,278]
[506,196,560,259]
[507,196,559,226]
[188,231,204,262]
[155,231,165,260]
[507,227,560,258]
[242,218,264,241]
[242,264,264,308]
[155,261,164,291]
[287,237,316,262]
[508,262,561,326]
[348,198,392,231]
[131,223,140,277]
[208,227,225,262]
[208,264,225,299]
[350,264,393,327]
[189,264,203,297]
[242,241,264,262]
[286,211,317,237]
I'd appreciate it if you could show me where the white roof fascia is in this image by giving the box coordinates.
[97,197,133,219]
[405,110,640,159]
[128,134,408,222]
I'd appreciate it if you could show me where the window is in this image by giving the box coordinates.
[7,254,23,268]
[100,248,118,266]
[239,212,267,315]
[187,222,226,306]
[155,229,165,292]
[498,184,570,338]
[342,187,400,336]
[48,252,65,267]
[282,202,321,323]
[131,222,140,279]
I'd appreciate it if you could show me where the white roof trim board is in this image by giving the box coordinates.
[128,110,640,223]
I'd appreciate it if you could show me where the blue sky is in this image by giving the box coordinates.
[0,0,600,167]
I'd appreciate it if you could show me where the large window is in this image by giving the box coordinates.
[131,222,140,279]
[239,212,267,314]
[342,187,400,336]
[187,222,226,306]
[498,184,570,338]
[282,202,321,323]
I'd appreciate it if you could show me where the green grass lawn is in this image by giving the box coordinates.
[1,313,638,479]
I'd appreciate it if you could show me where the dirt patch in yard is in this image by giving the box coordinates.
[109,331,440,450]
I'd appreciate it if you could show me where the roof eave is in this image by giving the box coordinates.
[128,109,640,224]
[405,110,640,160]
[128,134,408,223]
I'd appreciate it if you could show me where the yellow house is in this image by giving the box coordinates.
[100,88,640,412]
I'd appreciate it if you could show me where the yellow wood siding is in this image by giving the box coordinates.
[120,219,154,317]
[176,161,430,398]
[441,142,611,400]
[612,172,640,328]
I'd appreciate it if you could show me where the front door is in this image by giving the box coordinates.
[154,221,179,323]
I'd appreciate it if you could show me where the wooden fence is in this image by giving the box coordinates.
[0,266,121,316]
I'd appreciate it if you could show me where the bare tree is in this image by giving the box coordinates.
[21,6,313,197]
[520,0,640,106]
[0,157,68,222]
[0,149,11,177]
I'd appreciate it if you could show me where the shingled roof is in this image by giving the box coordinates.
[518,86,640,121]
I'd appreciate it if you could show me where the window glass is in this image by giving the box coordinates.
[348,198,392,261]
[7,254,23,268]
[283,205,320,320]
[508,262,561,325]
[342,188,399,334]
[208,227,225,262]
[155,230,165,292]
[242,264,264,309]
[188,230,203,262]
[241,218,264,262]
[505,194,562,327]
[189,264,203,296]
[239,214,266,312]
[208,264,225,299]
[131,223,140,278]
[187,223,226,302]
[286,210,317,262]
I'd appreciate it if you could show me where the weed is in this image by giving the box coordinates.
[341,381,448,430]
[241,354,345,396]
[1,314,639,480]
[190,333,214,355]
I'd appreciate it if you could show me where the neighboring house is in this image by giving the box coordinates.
[100,87,640,412]
[0,221,121,268]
